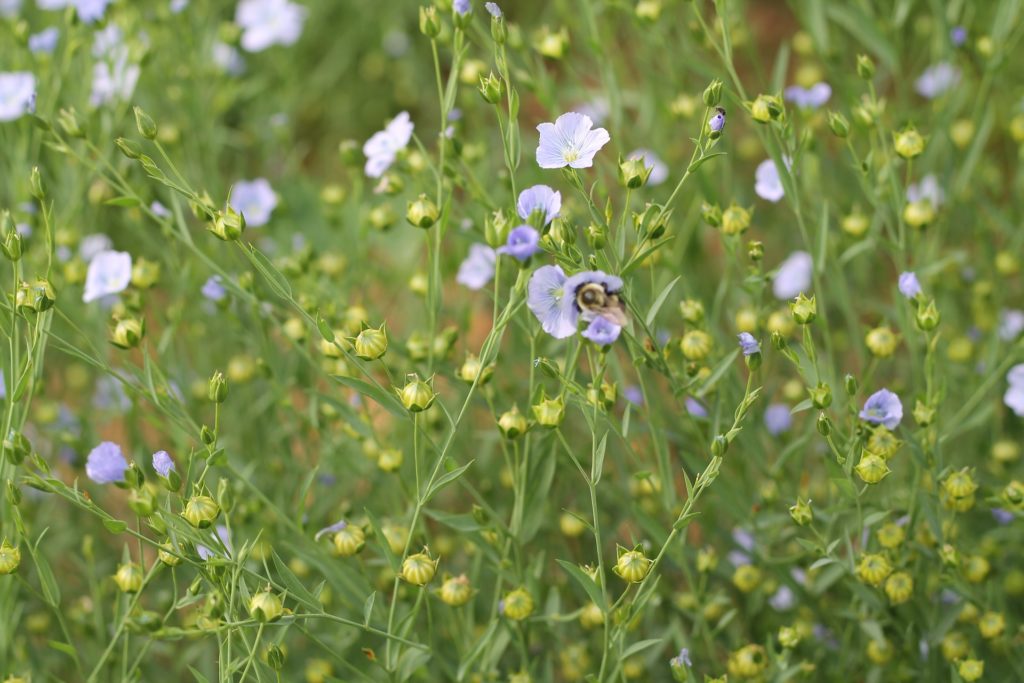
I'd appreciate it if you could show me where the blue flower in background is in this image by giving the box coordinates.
[456,244,496,290]
[859,389,903,429]
[29,27,60,54]
[202,275,227,302]
[773,251,812,300]
[764,403,792,436]
[784,82,831,109]
[915,62,959,99]
[627,148,669,186]
[0,72,36,122]
[516,184,561,226]
[898,271,921,299]
[484,1,501,17]
[453,0,470,14]
[755,158,786,202]
[86,441,128,484]
[83,250,132,303]
[235,0,307,53]
[536,112,610,169]
[230,178,278,227]
[363,111,414,178]
[498,225,540,262]
[950,26,967,46]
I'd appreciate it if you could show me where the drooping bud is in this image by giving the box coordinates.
[406,194,439,229]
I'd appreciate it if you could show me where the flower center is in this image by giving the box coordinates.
[562,147,579,163]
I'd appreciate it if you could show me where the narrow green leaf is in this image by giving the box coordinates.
[556,559,605,610]
[644,276,681,328]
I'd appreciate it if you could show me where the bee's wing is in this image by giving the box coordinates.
[600,298,630,326]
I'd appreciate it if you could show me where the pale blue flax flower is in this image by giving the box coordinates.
[90,53,140,107]
[484,1,500,17]
[152,450,175,477]
[859,388,903,429]
[708,107,726,132]
[772,251,812,300]
[906,174,944,207]
[527,265,575,338]
[915,62,960,99]
[314,519,348,541]
[202,275,227,302]
[229,178,278,227]
[950,26,967,46]
[582,316,621,345]
[755,158,786,202]
[498,225,540,262]
[737,332,760,356]
[764,403,792,435]
[86,441,128,484]
[784,82,831,109]
[998,309,1024,341]
[536,112,610,169]
[83,250,132,303]
[363,111,414,178]
[898,271,921,299]
[456,244,496,290]
[685,396,707,417]
[1006,365,1024,416]
[516,184,561,226]
[197,525,232,560]
[453,0,470,14]
[235,0,307,52]
[0,72,36,122]
[28,27,60,54]
[669,648,692,671]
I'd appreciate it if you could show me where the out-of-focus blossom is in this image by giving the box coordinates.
[86,441,128,484]
[197,525,232,560]
[484,1,500,17]
[453,0,470,14]
[498,225,540,262]
[229,178,278,227]
[202,275,227,302]
[456,244,496,290]
[1005,364,1024,416]
[685,396,707,417]
[784,82,831,109]
[906,174,944,207]
[235,0,307,52]
[152,450,175,477]
[898,271,921,299]
[83,250,132,303]
[0,72,36,122]
[39,0,111,23]
[536,112,610,169]
[773,251,812,300]
[950,26,967,46]
[998,309,1024,341]
[363,111,413,178]
[737,332,760,356]
[80,234,113,261]
[764,403,792,435]
[0,0,21,17]
[624,386,643,406]
[91,53,140,107]
[212,41,246,75]
[755,158,786,202]
[581,317,621,345]
[769,585,795,611]
[170,0,188,12]
[575,97,609,126]
[915,62,960,99]
[29,28,60,54]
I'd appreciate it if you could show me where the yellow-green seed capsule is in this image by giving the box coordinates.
[532,396,565,428]
[614,549,652,583]
[114,563,143,593]
[884,571,913,605]
[865,326,897,357]
[401,551,437,586]
[721,204,752,235]
[498,406,528,439]
[841,210,869,238]
[354,325,388,360]
[456,355,493,385]
[697,547,718,573]
[111,316,145,349]
[866,638,892,665]
[397,375,436,413]
[727,644,768,678]
[790,293,817,324]
[249,590,284,623]
[957,659,984,682]
[893,127,925,159]
[406,194,439,229]
[16,278,57,313]
[501,587,534,620]
[749,94,779,123]
[732,564,762,593]
[941,631,968,661]
[789,498,813,526]
[903,200,936,229]
[579,601,604,629]
[158,542,181,566]
[867,426,901,459]
[855,453,891,484]
[381,524,407,555]
[0,540,21,575]
[377,448,403,473]
[943,470,978,499]
[978,611,1004,639]
[1001,480,1024,510]
[559,513,586,538]
[332,525,365,557]
[779,625,801,648]
[679,299,705,324]
[876,523,905,549]
[183,495,220,529]
[130,258,160,289]
[680,330,713,361]
[856,553,892,586]
[439,574,472,606]
[992,440,1020,463]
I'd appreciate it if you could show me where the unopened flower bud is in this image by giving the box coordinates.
[183,495,220,528]
[501,587,534,620]
[789,498,813,526]
[701,201,722,227]
[111,316,145,350]
[419,6,441,37]
[855,452,890,484]
[1,229,22,262]
[16,278,57,313]
[893,127,925,159]
[856,54,875,80]
[478,72,504,104]
[354,324,388,360]
[915,298,940,330]
[618,156,652,189]
[809,383,832,409]
[532,396,565,427]
[827,111,849,138]
[208,371,228,403]
[209,207,245,241]
[406,194,439,229]
[790,293,816,324]
[398,374,436,412]
[0,540,21,575]
[133,106,157,140]
[332,524,366,557]
[249,590,284,622]
[401,550,438,586]
[130,258,160,289]
[498,406,528,439]
[816,412,832,436]
[749,94,782,123]
[613,547,652,583]
[115,137,142,159]
[440,574,473,606]
[114,562,144,593]
[721,204,751,235]
[855,553,891,586]
[703,79,723,107]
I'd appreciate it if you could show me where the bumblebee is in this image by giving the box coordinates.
[575,282,629,326]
